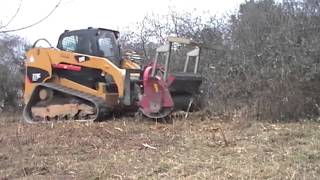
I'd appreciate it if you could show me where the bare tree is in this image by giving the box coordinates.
[0,34,28,111]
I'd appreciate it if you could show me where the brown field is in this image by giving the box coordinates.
[0,114,320,180]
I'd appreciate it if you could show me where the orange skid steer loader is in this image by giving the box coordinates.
[23,27,202,123]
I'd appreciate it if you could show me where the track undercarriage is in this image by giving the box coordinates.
[23,83,108,123]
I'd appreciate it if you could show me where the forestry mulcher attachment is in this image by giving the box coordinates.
[23,28,202,123]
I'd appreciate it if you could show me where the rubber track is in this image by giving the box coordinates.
[23,83,109,123]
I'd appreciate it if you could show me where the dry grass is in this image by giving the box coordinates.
[0,113,320,180]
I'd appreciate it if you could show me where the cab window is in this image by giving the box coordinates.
[98,37,114,57]
[61,35,78,52]
[97,31,120,61]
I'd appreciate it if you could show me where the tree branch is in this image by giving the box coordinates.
[0,0,23,29]
[0,0,62,33]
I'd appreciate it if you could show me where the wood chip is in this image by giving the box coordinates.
[114,127,123,132]
[142,143,157,150]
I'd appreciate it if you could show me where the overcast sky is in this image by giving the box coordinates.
[0,0,245,45]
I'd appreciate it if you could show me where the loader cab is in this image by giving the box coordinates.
[57,28,121,66]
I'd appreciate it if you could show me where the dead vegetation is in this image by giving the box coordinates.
[0,114,319,180]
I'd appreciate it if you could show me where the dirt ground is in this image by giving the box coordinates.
[0,114,319,180]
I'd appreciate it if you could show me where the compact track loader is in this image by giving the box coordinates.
[23,28,202,123]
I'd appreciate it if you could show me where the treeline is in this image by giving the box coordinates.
[0,35,26,112]
[0,0,319,120]
[121,0,320,121]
